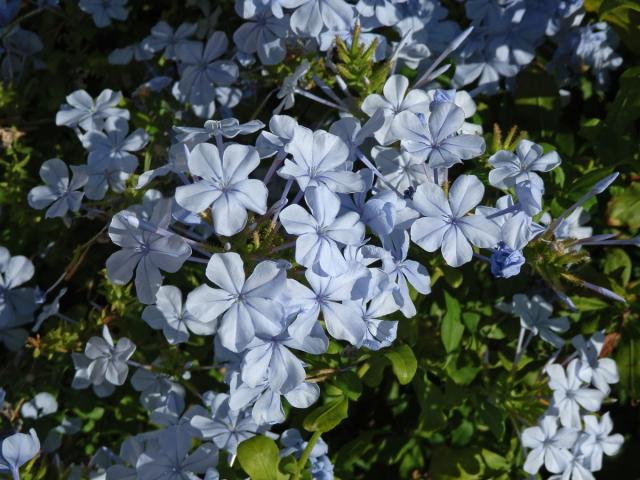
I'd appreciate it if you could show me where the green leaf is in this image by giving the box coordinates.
[303,397,349,433]
[608,183,640,230]
[237,436,283,480]
[384,344,418,385]
[603,248,632,286]
[441,291,464,353]
[333,370,363,400]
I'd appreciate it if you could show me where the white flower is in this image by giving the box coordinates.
[580,412,623,471]
[546,360,605,428]
[521,415,578,474]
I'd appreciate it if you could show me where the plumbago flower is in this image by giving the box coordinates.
[27,159,87,218]
[142,285,216,345]
[83,326,136,387]
[0,247,36,332]
[55,89,129,132]
[361,74,430,145]
[0,429,41,479]
[488,139,561,189]
[410,175,500,267]
[233,10,289,65]
[521,416,578,475]
[279,126,365,193]
[106,199,192,304]
[78,0,128,28]
[392,102,486,169]
[501,294,570,348]
[185,252,286,352]
[280,185,365,276]
[175,143,268,237]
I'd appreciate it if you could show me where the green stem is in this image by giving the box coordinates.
[293,431,322,480]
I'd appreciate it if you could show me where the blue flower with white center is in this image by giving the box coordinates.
[279,126,365,193]
[106,201,192,304]
[488,139,561,189]
[410,175,500,267]
[27,158,87,218]
[78,0,128,28]
[373,146,433,194]
[279,185,365,277]
[521,415,577,475]
[185,252,287,353]
[55,89,129,132]
[361,74,430,146]
[175,143,268,237]
[393,103,486,169]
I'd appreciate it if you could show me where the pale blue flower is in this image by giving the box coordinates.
[488,140,561,189]
[279,126,365,193]
[71,352,115,398]
[256,115,298,159]
[185,252,287,352]
[0,247,36,327]
[280,185,365,276]
[344,270,400,350]
[361,75,430,145]
[0,429,40,479]
[27,159,87,218]
[55,89,129,132]
[136,429,217,480]
[410,175,500,267]
[547,360,605,428]
[393,103,485,169]
[143,285,216,345]
[275,60,309,113]
[106,202,192,304]
[286,267,367,346]
[142,21,197,60]
[0,0,20,28]
[82,118,148,168]
[285,0,355,38]
[505,294,569,348]
[173,118,264,146]
[84,152,137,200]
[175,143,267,236]
[79,0,128,28]
[84,326,136,386]
[190,394,264,454]
[108,43,154,65]
[373,146,433,193]
[228,373,320,425]
[21,392,58,419]
[241,311,325,393]
[233,11,289,65]
[378,231,430,317]
[175,32,239,118]
[521,415,577,474]
[572,333,619,395]
[580,413,623,472]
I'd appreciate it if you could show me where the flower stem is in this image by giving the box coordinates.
[293,431,322,480]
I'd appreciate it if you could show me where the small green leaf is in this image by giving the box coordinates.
[333,371,363,400]
[237,435,282,480]
[441,291,464,353]
[303,397,349,433]
[384,344,418,385]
